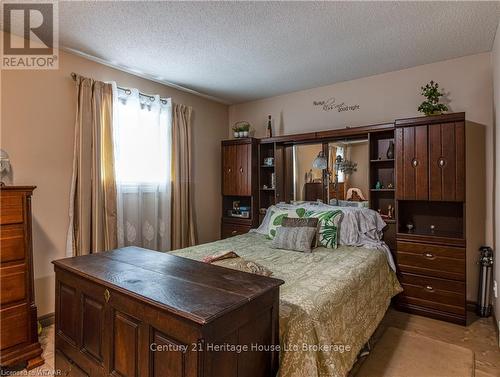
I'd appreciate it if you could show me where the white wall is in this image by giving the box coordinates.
[230,53,494,302]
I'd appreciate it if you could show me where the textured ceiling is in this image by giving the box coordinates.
[58,1,500,104]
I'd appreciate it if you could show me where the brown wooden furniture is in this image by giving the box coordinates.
[369,130,396,251]
[394,113,466,325]
[53,247,283,377]
[221,138,259,238]
[0,186,43,369]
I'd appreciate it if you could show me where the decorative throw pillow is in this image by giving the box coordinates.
[304,210,343,249]
[267,207,307,239]
[271,226,317,253]
[282,217,319,228]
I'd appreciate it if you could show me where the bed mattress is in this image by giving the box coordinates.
[171,232,402,377]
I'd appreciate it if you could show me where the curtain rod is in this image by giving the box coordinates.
[70,72,170,104]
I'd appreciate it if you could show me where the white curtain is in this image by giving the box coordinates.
[112,84,172,252]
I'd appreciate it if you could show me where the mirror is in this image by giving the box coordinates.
[291,139,369,206]
[327,139,369,207]
[292,143,325,201]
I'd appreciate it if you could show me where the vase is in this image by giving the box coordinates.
[234,131,239,138]
[386,141,394,159]
[243,131,249,137]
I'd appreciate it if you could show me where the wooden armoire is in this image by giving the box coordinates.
[221,138,259,238]
[0,186,44,369]
[394,113,467,325]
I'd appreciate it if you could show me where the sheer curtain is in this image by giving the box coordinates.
[112,84,172,251]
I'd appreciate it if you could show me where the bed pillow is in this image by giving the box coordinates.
[281,217,319,228]
[267,207,307,239]
[304,209,343,249]
[271,226,317,253]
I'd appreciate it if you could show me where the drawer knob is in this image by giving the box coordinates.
[411,158,419,168]
[239,167,243,173]
[425,285,434,292]
[104,289,111,303]
[423,252,435,259]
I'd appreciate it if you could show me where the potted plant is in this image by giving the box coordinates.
[232,124,241,138]
[417,80,448,116]
[233,121,251,138]
[240,122,250,137]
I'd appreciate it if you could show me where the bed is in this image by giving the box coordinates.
[171,205,402,377]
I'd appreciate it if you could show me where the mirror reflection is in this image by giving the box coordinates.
[291,139,369,207]
[327,139,369,207]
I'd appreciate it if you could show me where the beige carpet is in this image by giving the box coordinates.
[356,327,475,377]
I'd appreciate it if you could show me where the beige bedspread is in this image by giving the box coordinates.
[171,232,402,377]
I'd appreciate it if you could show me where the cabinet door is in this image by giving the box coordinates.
[429,122,465,201]
[222,145,236,196]
[236,144,250,196]
[396,126,428,200]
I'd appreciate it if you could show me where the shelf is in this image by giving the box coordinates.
[261,188,275,191]
[396,231,465,247]
[384,219,396,224]
[370,159,394,163]
[370,189,395,192]
[260,165,275,168]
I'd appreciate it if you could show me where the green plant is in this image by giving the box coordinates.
[417,80,448,116]
[232,121,250,132]
[240,122,250,132]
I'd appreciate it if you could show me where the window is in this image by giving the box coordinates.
[112,85,172,251]
[113,87,172,186]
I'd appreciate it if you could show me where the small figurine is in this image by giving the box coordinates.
[387,183,394,189]
[387,205,394,219]
[375,181,383,190]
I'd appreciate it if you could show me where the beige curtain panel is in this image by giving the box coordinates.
[171,103,196,249]
[66,75,118,256]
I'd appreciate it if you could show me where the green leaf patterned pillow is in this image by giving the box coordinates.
[304,210,343,249]
[267,208,307,239]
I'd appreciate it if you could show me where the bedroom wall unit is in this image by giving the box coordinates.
[394,112,467,325]
[368,130,396,251]
[0,186,43,369]
[221,138,259,238]
[53,247,283,377]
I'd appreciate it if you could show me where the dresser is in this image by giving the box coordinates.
[394,113,466,325]
[0,186,43,369]
[53,247,283,377]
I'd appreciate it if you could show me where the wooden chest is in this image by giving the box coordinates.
[53,247,283,377]
[0,186,43,369]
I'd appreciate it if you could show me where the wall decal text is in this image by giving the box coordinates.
[313,97,360,113]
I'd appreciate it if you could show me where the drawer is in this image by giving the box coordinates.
[0,303,29,350]
[0,193,24,225]
[398,273,465,316]
[0,264,27,305]
[396,241,465,281]
[221,222,251,239]
[0,224,26,263]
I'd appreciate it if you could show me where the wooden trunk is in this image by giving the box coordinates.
[53,247,283,377]
[0,186,43,369]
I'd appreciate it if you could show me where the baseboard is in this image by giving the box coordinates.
[466,300,476,312]
[38,312,54,327]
